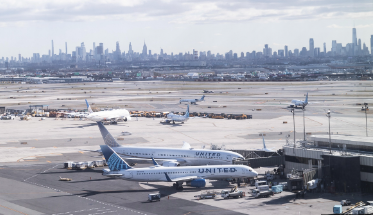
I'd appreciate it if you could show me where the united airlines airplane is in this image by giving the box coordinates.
[96,121,245,166]
[85,99,131,122]
[179,95,205,104]
[166,105,189,124]
[290,93,308,108]
[100,145,258,190]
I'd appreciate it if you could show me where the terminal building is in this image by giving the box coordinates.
[283,135,373,193]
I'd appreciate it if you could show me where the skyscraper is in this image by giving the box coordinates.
[65,42,67,54]
[352,28,357,45]
[115,42,121,60]
[332,40,337,55]
[128,42,133,56]
[80,42,86,61]
[371,35,373,55]
[51,40,54,57]
[323,43,326,53]
[309,38,314,57]
[142,42,147,57]
[284,45,288,57]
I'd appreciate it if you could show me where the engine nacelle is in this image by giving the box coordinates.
[188,179,206,188]
[162,161,180,167]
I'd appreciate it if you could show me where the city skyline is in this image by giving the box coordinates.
[0,0,372,57]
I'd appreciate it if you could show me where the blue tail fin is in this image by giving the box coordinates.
[201,95,205,101]
[305,93,308,104]
[100,145,132,171]
[262,135,266,149]
[97,122,120,147]
[85,99,93,114]
[185,105,189,118]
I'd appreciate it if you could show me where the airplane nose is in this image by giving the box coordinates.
[252,170,258,176]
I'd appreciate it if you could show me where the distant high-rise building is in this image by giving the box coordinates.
[240,52,244,58]
[51,40,54,57]
[352,28,357,45]
[294,49,299,56]
[358,39,362,55]
[128,42,133,56]
[161,48,164,57]
[284,45,288,57]
[278,50,284,57]
[93,42,96,55]
[371,35,373,55]
[193,49,198,60]
[314,48,320,57]
[149,50,152,56]
[80,42,86,60]
[323,43,326,53]
[18,54,21,62]
[97,43,103,55]
[332,40,337,55]
[300,47,308,56]
[309,38,314,57]
[115,41,121,60]
[142,42,147,57]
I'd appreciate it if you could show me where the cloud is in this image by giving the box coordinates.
[0,0,372,26]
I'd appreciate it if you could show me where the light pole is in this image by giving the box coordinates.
[326,109,331,154]
[364,103,368,137]
[291,108,296,152]
[303,106,306,141]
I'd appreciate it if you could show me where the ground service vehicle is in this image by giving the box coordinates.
[194,191,217,199]
[251,185,273,198]
[221,186,244,199]
[148,193,161,202]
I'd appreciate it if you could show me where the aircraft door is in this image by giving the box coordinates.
[226,155,232,163]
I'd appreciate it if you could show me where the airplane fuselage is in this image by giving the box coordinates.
[166,114,188,123]
[112,146,243,166]
[87,109,131,122]
[104,165,257,182]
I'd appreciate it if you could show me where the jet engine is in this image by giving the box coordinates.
[187,179,206,188]
[162,161,180,167]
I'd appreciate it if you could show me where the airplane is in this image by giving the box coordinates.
[290,93,308,108]
[100,144,258,190]
[179,95,205,104]
[96,121,245,166]
[256,135,275,152]
[165,105,189,124]
[202,90,214,93]
[85,99,131,123]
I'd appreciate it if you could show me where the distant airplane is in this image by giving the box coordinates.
[100,145,258,190]
[180,95,205,104]
[257,135,275,152]
[85,99,131,123]
[290,93,308,108]
[166,105,189,124]
[202,90,214,93]
[96,121,245,166]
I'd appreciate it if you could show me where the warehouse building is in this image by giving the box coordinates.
[283,135,373,193]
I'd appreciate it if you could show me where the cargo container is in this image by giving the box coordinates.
[271,185,283,194]
[333,205,342,214]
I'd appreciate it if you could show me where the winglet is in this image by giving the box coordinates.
[85,99,93,114]
[181,141,191,149]
[164,172,172,182]
[100,145,132,171]
[97,122,120,147]
[151,157,159,166]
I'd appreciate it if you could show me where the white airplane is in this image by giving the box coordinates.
[96,121,245,166]
[100,145,258,190]
[85,99,131,122]
[166,105,189,124]
[290,93,308,108]
[180,95,205,104]
[256,136,275,152]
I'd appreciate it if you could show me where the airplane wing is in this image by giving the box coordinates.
[123,157,186,164]
[164,173,199,182]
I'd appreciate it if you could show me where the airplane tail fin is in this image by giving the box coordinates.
[85,99,93,114]
[100,145,132,171]
[185,105,189,118]
[262,135,266,149]
[201,95,205,101]
[97,122,120,147]
[305,93,308,104]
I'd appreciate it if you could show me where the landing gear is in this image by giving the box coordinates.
[173,182,183,190]
[237,178,241,187]
[181,122,184,124]
[173,121,175,124]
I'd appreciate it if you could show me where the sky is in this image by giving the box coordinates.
[1,0,373,58]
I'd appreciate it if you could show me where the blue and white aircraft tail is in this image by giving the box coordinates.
[101,145,132,171]
[166,105,190,124]
[257,135,275,152]
[179,95,205,105]
[85,99,94,114]
[97,122,121,147]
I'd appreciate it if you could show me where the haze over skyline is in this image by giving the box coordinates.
[1,0,373,57]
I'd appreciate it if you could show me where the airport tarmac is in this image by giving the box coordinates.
[1,80,373,214]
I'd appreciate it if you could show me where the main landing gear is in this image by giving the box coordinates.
[173,182,183,190]
[173,121,175,124]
